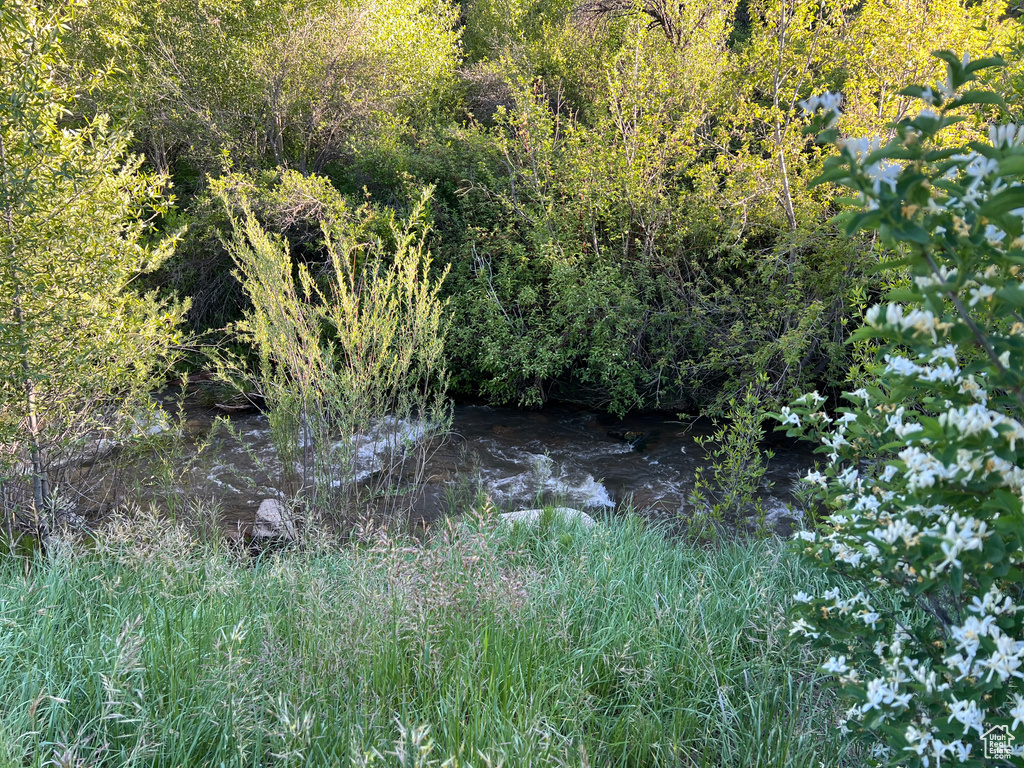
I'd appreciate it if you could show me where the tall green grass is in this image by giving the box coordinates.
[0,511,852,767]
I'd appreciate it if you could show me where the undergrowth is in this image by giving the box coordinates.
[0,510,852,767]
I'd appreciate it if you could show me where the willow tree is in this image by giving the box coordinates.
[0,0,185,530]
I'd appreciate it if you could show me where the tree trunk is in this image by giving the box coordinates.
[0,132,48,520]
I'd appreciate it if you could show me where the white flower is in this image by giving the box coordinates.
[779,406,801,427]
[950,615,996,659]
[935,514,987,572]
[963,153,1000,184]
[985,225,1006,246]
[822,656,850,675]
[860,611,881,629]
[799,91,842,127]
[978,632,1024,682]
[968,284,996,306]
[947,740,972,762]
[789,618,820,638]
[890,690,912,709]
[900,446,952,491]
[939,403,1004,439]
[989,123,1024,148]
[885,354,922,377]
[920,363,960,383]
[861,677,889,712]
[837,467,860,489]
[821,431,849,459]
[869,742,893,761]
[880,464,899,483]
[904,724,933,755]
[850,388,871,404]
[968,586,1019,617]
[946,652,974,681]
[866,161,901,195]
[1010,694,1024,731]
[914,265,957,290]
[795,390,827,407]
[947,697,986,738]
[840,136,879,163]
[804,469,827,487]
[929,344,958,363]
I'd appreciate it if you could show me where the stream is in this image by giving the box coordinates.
[92,398,818,536]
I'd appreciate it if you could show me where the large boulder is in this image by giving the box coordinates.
[499,507,597,530]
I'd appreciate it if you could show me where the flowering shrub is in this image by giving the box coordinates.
[780,53,1024,766]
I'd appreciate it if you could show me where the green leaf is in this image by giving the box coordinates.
[948,90,1006,110]
[981,187,1024,217]
[999,154,1024,176]
[895,224,931,244]
[924,148,962,162]
[964,56,1006,74]
[996,285,1024,307]
[985,489,1024,516]
[932,50,962,69]
[809,167,854,187]
[899,85,928,98]
[950,566,963,595]
[986,534,1006,564]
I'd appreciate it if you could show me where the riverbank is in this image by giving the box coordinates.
[0,510,852,767]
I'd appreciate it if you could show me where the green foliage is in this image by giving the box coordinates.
[0,0,185,525]
[691,376,776,535]
[780,55,1024,765]
[221,182,451,519]
[0,513,852,766]
[64,0,463,177]
[155,169,356,330]
[50,0,1024,417]
[420,0,1013,413]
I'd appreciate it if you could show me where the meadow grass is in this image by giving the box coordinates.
[0,509,853,767]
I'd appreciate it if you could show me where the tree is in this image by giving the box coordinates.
[0,0,185,531]
[63,0,462,177]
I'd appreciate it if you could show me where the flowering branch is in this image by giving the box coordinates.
[778,52,1024,767]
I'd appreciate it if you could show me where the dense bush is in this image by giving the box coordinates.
[55,0,1022,414]
[428,0,1013,413]
[220,182,451,519]
[65,0,462,178]
[782,55,1024,765]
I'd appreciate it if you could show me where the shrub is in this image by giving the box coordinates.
[221,184,451,522]
[690,375,776,535]
[779,54,1024,765]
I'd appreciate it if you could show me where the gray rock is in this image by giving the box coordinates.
[499,507,597,529]
[253,498,297,541]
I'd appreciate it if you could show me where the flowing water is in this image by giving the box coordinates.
[95,398,818,536]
